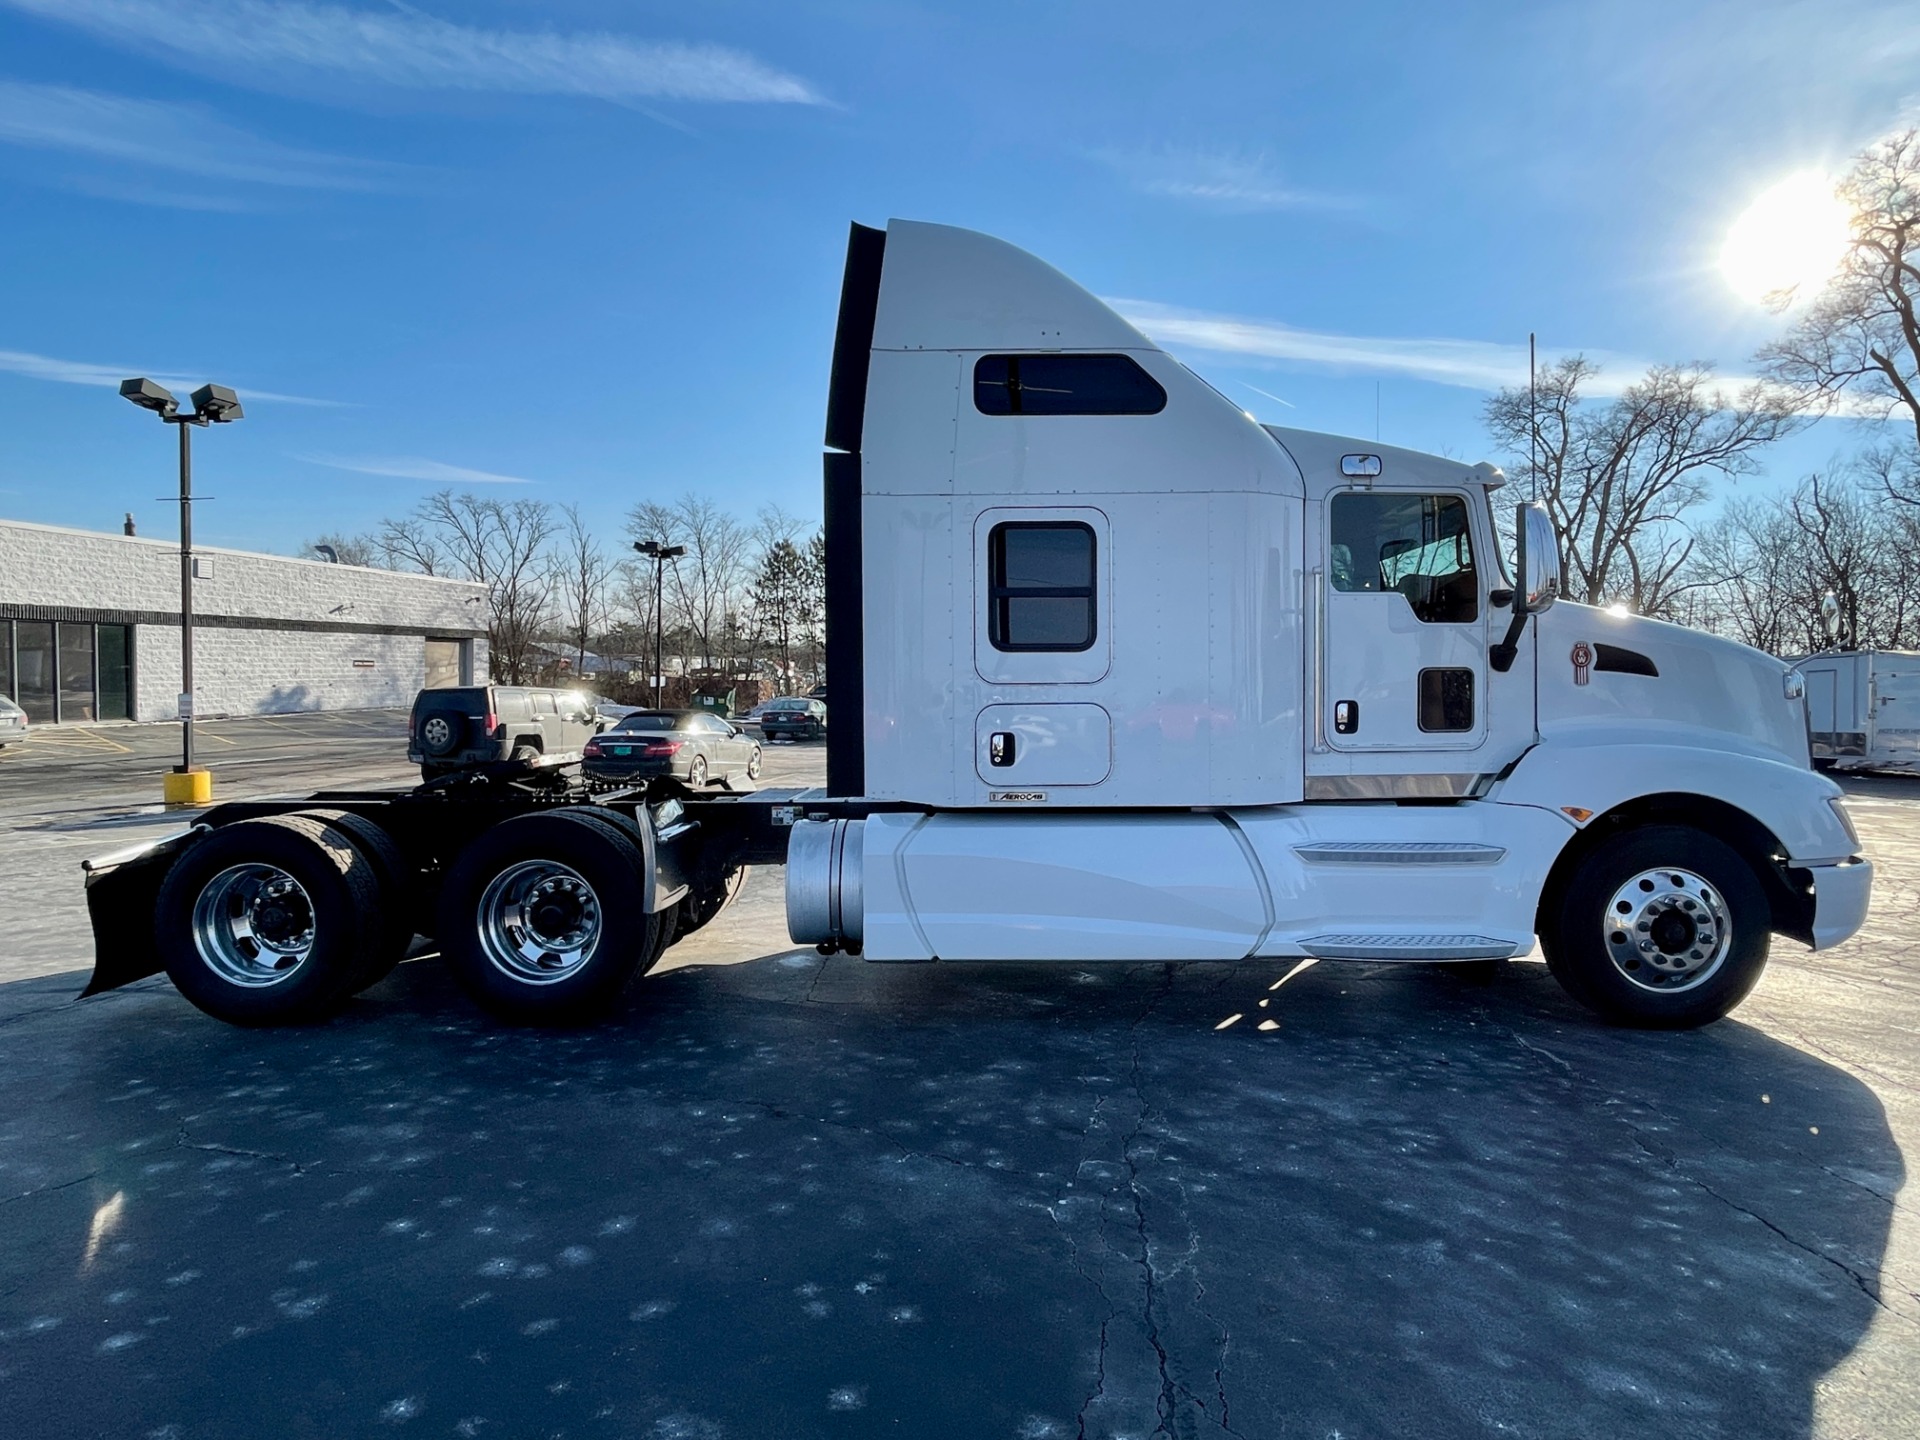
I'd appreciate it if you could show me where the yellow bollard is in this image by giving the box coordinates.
[163,768,213,806]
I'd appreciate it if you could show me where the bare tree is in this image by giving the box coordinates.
[381,490,558,683]
[624,494,752,670]
[1689,464,1920,653]
[553,504,613,673]
[1757,128,1920,503]
[1484,358,1799,612]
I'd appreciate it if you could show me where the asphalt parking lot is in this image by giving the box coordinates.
[1,722,1916,1438]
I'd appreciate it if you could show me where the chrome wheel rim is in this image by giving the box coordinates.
[746,749,762,779]
[476,860,602,985]
[689,758,706,786]
[1602,867,1732,994]
[422,715,453,751]
[191,864,317,987]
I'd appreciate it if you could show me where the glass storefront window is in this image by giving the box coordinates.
[98,625,132,722]
[0,621,13,703]
[16,621,55,724]
[59,623,97,723]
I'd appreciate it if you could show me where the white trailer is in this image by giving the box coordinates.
[83,220,1872,1031]
[1795,650,1920,774]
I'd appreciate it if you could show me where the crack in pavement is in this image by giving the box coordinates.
[1500,1022,1917,1330]
[3,1170,99,1204]
[1627,1132,1915,1328]
[174,1124,311,1176]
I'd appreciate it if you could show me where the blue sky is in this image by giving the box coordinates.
[1,0,1915,557]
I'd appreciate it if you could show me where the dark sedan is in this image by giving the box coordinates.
[759,697,827,742]
[581,710,762,789]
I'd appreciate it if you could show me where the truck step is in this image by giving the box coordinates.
[1292,841,1506,865]
[1299,932,1517,960]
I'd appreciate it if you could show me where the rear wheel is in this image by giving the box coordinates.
[510,744,541,766]
[688,755,709,788]
[1542,824,1771,1028]
[438,811,664,1024]
[297,809,416,992]
[155,816,378,1025]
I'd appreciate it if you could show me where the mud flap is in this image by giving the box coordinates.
[80,830,203,997]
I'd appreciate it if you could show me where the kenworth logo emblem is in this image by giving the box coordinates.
[1571,641,1593,686]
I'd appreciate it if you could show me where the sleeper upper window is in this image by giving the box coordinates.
[1329,492,1479,624]
[988,522,1097,652]
[973,355,1167,416]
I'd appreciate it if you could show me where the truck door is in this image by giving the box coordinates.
[1320,489,1487,751]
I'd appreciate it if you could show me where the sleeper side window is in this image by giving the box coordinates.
[974,355,1167,416]
[988,522,1097,652]
[1329,492,1479,624]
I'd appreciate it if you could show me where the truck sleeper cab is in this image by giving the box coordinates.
[788,219,1872,1029]
[78,220,1871,1032]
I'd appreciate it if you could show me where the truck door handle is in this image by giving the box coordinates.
[990,732,1016,767]
[1334,701,1359,735]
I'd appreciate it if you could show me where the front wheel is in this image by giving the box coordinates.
[745,746,763,780]
[1542,824,1771,1029]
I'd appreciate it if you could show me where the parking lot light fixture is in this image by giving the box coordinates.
[633,539,686,708]
[120,377,244,805]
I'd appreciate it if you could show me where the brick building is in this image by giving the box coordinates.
[0,519,489,725]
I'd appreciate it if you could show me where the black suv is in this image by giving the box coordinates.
[409,685,603,780]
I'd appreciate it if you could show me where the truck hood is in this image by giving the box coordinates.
[1534,603,1809,767]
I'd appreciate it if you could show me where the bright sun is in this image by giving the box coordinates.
[1720,173,1854,304]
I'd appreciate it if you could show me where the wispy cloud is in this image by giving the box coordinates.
[298,454,532,486]
[1095,147,1343,212]
[0,348,342,406]
[1112,298,1656,396]
[3,0,824,105]
[0,80,407,192]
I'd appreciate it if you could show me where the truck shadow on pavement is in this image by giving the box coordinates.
[0,954,1902,1440]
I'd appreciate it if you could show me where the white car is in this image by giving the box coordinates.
[0,695,27,747]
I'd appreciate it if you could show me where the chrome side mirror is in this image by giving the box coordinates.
[1516,501,1560,616]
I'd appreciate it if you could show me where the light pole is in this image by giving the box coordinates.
[120,378,243,804]
[632,539,685,708]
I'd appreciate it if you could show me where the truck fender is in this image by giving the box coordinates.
[1492,739,1857,866]
[80,827,206,997]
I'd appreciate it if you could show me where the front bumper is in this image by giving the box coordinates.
[1806,857,1874,950]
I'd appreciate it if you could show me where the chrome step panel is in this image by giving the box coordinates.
[1293,841,1506,865]
[1300,932,1517,961]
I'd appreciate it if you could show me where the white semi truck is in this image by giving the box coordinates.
[81,221,1872,1030]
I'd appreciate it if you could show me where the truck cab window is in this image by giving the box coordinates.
[988,522,1097,651]
[974,355,1167,416]
[1329,492,1479,624]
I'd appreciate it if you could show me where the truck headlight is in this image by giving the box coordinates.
[1828,797,1861,850]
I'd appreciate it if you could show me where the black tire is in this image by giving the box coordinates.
[745,747,762,780]
[155,816,379,1026]
[420,763,451,782]
[418,712,464,756]
[297,809,416,992]
[437,810,664,1025]
[510,744,541,766]
[688,755,709,788]
[1542,824,1771,1029]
